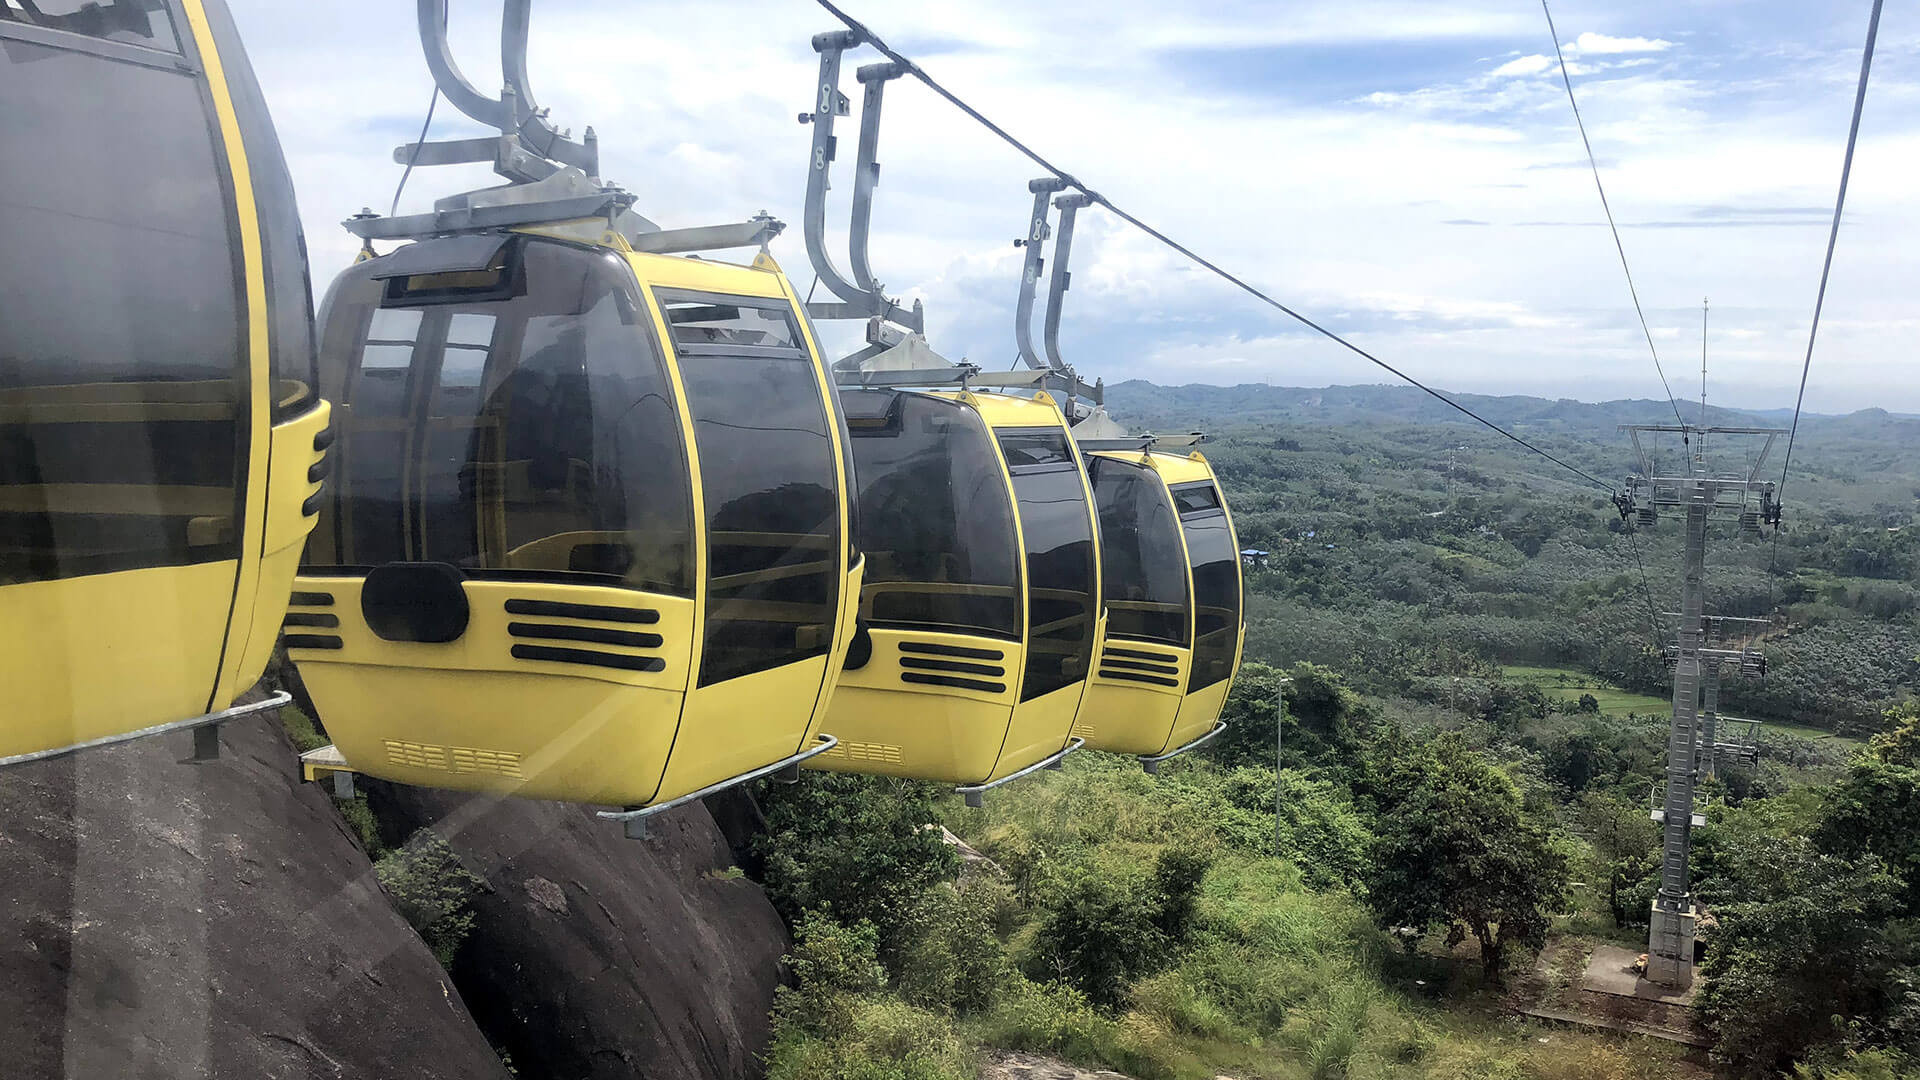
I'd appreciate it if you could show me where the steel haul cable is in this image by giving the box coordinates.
[1539,0,1688,434]
[1768,0,1884,612]
[812,0,1617,496]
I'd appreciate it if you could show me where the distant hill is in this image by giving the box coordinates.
[1101,381,1920,514]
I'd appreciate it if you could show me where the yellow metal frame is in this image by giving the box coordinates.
[0,0,325,761]
[290,235,859,808]
[1074,449,1245,758]
[807,390,1104,785]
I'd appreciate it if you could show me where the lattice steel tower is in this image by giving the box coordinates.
[1617,425,1783,990]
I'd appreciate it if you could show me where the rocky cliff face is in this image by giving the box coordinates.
[367,783,790,1080]
[0,707,509,1080]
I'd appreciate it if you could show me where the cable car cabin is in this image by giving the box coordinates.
[289,231,861,807]
[1074,452,1244,759]
[808,389,1102,785]
[0,0,329,761]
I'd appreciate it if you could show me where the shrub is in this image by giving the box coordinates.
[1022,847,1212,1011]
[895,877,1014,1015]
[772,910,887,1040]
[374,830,486,966]
[766,997,974,1080]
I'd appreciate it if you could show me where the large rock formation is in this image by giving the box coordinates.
[0,705,509,1079]
[367,783,790,1080]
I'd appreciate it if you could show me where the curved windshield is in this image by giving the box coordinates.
[1172,481,1241,692]
[307,238,695,597]
[1089,456,1189,646]
[844,390,1021,640]
[998,428,1097,702]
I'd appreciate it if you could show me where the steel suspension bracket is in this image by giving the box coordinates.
[801,31,924,333]
[1042,191,1094,373]
[345,0,643,243]
[1007,178,1103,414]
[1013,177,1068,370]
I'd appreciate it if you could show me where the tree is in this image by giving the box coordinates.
[1872,701,1919,768]
[1696,836,1912,1078]
[1815,757,1920,919]
[1573,790,1659,928]
[1361,733,1569,984]
[1208,661,1361,770]
[755,773,958,956]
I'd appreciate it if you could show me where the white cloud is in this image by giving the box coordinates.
[1490,54,1553,78]
[1563,31,1675,55]
[226,0,1920,413]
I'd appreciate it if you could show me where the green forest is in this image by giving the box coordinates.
[749,384,1920,1080]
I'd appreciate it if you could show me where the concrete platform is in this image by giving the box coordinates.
[1581,944,1698,1005]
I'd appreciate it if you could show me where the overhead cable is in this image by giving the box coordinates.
[1767,0,1883,612]
[1539,0,1687,433]
[811,0,1617,495]
[1777,0,1883,505]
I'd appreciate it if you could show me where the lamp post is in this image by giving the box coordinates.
[1276,674,1292,858]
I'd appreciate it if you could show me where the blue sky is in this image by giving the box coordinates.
[232,0,1917,412]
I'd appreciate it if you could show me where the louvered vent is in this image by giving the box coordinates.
[505,598,666,673]
[1099,645,1181,688]
[896,641,1007,694]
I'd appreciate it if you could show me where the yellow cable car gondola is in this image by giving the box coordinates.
[1074,449,1246,768]
[287,226,863,816]
[0,0,329,764]
[808,388,1101,799]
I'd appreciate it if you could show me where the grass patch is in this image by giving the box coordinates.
[1500,665,1672,716]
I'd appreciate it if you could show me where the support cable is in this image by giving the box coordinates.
[811,0,1617,495]
[1768,0,1883,612]
[1624,524,1664,647]
[1778,0,1882,508]
[1540,0,1687,434]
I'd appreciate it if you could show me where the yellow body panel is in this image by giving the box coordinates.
[183,0,277,708]
[1165,623,1246,751]
[1074,642,1190,756]
[289,577,696,805]
[230,401,331,692]
[810,627,1023,783]
[0,562,238,758]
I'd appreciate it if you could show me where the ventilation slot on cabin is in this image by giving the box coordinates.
[1098,646,1181,688]
[896,641,1007,694]
[505,599,667,673]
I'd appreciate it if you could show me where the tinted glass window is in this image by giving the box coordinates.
[845,391,1020,640]
[999,428,1096,702]
[1089,457,1188,646]
[0,0,183,52]
[307,239,695,597]
[661,291,840,686]
[1174,481,1241,692]
[0,38,242,584]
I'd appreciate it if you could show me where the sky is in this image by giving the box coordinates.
[230,0,1919,413]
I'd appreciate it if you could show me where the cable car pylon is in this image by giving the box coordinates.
[287,0,860,836]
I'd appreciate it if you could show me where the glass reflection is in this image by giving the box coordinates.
[998,429,1096,701]
[845,390,1021,640]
